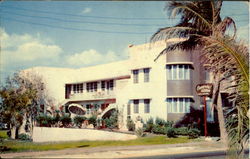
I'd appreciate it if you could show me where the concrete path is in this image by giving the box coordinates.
[0,141,227,158]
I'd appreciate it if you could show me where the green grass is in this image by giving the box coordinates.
[0,130,8,139]
[0,136,193,153]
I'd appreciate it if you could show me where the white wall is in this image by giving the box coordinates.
[126,41,167,123]
[33,127,137,142]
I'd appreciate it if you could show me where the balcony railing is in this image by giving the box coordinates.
[69,90,116,101]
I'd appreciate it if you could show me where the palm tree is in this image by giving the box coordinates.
[151,1,249,156]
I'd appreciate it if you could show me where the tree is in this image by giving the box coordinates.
[0,73,37,139]
[151,1,248,156]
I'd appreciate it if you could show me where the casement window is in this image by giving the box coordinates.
[72,83,83,93]
[109,80,114,90]
[133,70,139,83]
[166,64,191,80]
[101,81,105,91]
[143,68,150,82]
[133,100,139,113]
[144,99,150,113]
[86,82,98,92]
[167,98,191,113]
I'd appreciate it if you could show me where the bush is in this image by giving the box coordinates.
[104,111,118,129]
[18,133,31,141]
[175,127,189,136]
[135,128,145,137]
[166,127,176,138]
[155,117,165,127]
[144,117,154,132]
[127,119,135,131]
[164,121,174,127]
[73,116,86,128]
[188,128,200,139]
[88,116,97,127]
[152,125,166,134]
[60,115,72,127]
[36,114,53,127]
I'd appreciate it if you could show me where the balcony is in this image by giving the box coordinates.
[69,90,116,101]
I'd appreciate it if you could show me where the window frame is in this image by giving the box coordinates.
[133,99,139,114]
[133,70,139,83]
[143,68,150,83]
[167,98,191,113]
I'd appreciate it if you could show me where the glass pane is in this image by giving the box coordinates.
[179,98,183,113]
[179,65,183,79]
[173,98,177,113]
[185,98,190,113]
[167,98,172,113]
[173,65,177,79]
[167,65,172,80]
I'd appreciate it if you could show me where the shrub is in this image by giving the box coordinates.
[135,128,145,137]
[164,121,174,127]
[127,119,135,131]
[60,115,72,127]
[188,128,200,139]
[175,127,189,136]
[155,117,165,127]
[144,117,154,132]
[152,125,166,134]
[36,114,53,127]
[73,116,86,128]
[166,127,176,138]
[88,116,97,127]
[18,133,31,141]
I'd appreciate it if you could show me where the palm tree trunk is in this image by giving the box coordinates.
[213,73,228,147]
[217,90,228,146]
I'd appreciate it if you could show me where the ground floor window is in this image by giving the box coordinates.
[133,100,139,113]
[144,99,150,113]
[167,98,191,113]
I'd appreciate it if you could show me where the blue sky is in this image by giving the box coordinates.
[0,1,249,83]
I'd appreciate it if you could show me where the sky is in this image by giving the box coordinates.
[0,1,249,83]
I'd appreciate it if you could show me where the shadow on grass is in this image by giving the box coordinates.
[77,145,89,148]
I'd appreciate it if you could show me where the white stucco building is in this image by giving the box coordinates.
[21,40,216,129]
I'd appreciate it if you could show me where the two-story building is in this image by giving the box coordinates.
[21,40,215,130]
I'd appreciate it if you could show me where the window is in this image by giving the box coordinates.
[166,64,191,80]
[143,68,150,82]
[101,81,105,91]
[72,83,83,93]
[109,80,114,90]
[133,70,139,83]
[167,98,191,113]
[93,82,97,92]
[144,99,150,113]
[133,100,139,113]
[86,82,98,92]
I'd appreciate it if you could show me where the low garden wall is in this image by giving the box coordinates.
[32,127,137,142]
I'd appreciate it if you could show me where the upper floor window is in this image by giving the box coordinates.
[144,99,150,113]
[101,81,105,91]
[166,64,191,80]
[87,82,97,92]
[73,83,83,93]
[109,80,114,90]
[133,99,139,113]
[133,70,139,83]
[143,68,150,82]
[167,98,191,113]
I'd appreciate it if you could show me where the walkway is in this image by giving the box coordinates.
[1,140,227,158]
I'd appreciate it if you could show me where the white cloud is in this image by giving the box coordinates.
[66,49,124,66]
[81,7,92,14]
[0,28,62,66]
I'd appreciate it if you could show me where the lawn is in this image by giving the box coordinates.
[0,130,8,139]
[0,135,193,153]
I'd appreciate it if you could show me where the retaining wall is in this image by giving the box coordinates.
[33,127,137,142]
